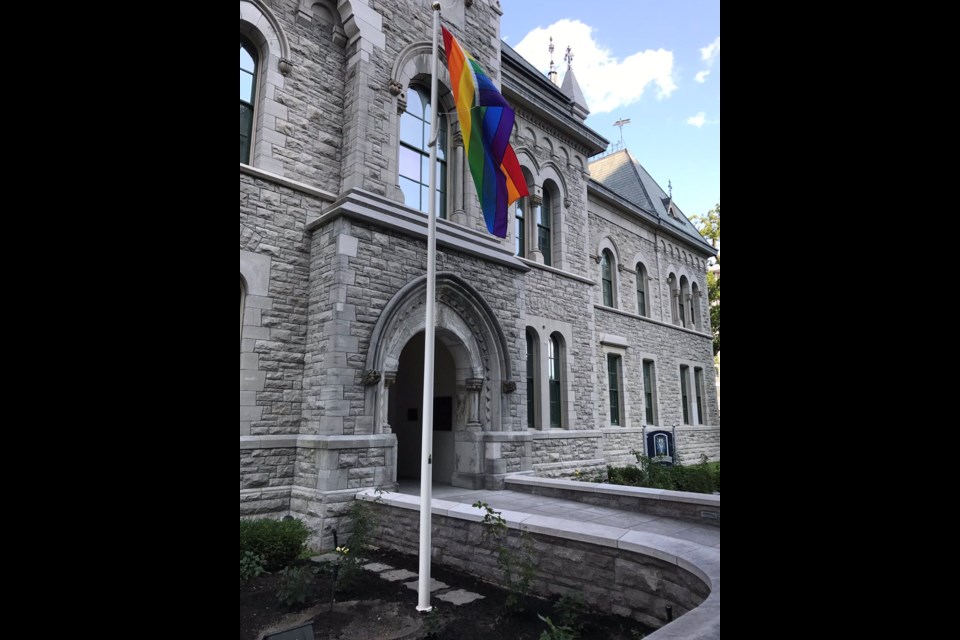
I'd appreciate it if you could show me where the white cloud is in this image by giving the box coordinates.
[700,37,720,64]
[513,19,677,114]
[695,70,710,83]
[687,112,706,128]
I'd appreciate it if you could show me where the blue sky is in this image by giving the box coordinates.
[499,0,720,220]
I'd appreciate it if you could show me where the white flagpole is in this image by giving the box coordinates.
[416,0,442,614]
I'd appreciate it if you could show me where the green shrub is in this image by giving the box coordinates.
[538,614,578,640]
[276,564,318,607]
[240,550,266,583]
[240,517,310,571]
[601,452,721,494]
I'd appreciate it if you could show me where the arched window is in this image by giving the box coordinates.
[691,282,702,328]
[240,36,258,164]
[515,198,526,258]
[548,334,562,428]
[679,276,690,328]
[636,262,648,317]
[538,189,553,266]
[399,86,447,218]
[601,250,615,308]
[525,328,537,429]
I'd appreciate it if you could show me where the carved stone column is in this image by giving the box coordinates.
[381,372,397,434]
[465,377,484,429]
[672,289,681,326]
[685,293,695,329]
[451,125,467,225]
[527,187,544,263]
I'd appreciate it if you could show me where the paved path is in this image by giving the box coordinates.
[395,480,720,549]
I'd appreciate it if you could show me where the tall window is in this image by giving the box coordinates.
[538,190,552,266]
[601,250,614,307]
[679,276,690,328]
[694,367,705,425]
[400,86,447,218]
[525,329,536,429]
[240,37,258,164]
[515,199,525,258]
[643,359,657,425]
[607,354,622,426]
[680,365,690,424]
[636,263,648,317]
[548,334,562,428]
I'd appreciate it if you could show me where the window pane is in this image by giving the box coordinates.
[400,114,423,147]
[240,46,255,72]
[399,146,421,180]
[240,104,253,134]
[240,70,254,102]
[400,177,421,209]
[406,88,423,117]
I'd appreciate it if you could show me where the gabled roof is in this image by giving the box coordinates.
[589,149,714,252]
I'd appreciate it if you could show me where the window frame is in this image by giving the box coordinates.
[240,35,259,165]
[399,85,448,219]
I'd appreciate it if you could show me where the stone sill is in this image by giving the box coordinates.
[240,434,397,450]
[529,429,603,440]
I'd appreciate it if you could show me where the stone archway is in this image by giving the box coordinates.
[365,273,513,488]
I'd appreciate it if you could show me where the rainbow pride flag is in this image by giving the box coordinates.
[442,26,528,238]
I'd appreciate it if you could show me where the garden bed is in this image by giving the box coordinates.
[240,546,654,640]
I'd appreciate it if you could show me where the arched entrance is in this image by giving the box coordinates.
[365,273,515,489]
[391,332,458,483]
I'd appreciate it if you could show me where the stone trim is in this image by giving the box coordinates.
[530,429,602,439]
[307,189,530,272]
[594,304,713,339]
[239,164,337,204]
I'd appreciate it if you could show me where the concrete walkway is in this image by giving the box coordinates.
[394,480,720,549]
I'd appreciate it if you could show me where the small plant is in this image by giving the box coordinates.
[473,501,536,613]
[553,594,588,634]
[240,550,266,583]
[422,606,445,638]
[276,564,318,607]
[538,614,578,640]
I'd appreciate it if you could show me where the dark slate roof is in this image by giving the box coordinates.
[589,149,714,252]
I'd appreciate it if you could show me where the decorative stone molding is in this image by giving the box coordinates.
[464,0,473,7]
[384,372,397,386]
[389,79,404,96]
[361,369,381,386]
[466,377,484,392]
[563,197,571,209]
[591,254,601,264]
[502,381,517,394]
[279,58,293,76]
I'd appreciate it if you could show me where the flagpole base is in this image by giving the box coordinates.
[416,606,434,613]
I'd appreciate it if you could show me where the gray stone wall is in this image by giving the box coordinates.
[676,427,721,464]
[255,0,345,191]
[602,430,644,467]
[367,500,708,629]
[521,267,595,428]
[241,447,297,490]
[240,172,316,437]
[594,307,717,430]
[531,436,601,467]
[305,216,527,436]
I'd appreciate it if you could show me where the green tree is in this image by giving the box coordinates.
[691,203,720,355]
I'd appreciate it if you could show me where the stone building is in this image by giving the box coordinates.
[240,0,719,547]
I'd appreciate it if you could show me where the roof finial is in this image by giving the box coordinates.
[548,37,558,86]
[564,45,574,71]
[668,180,673,198]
